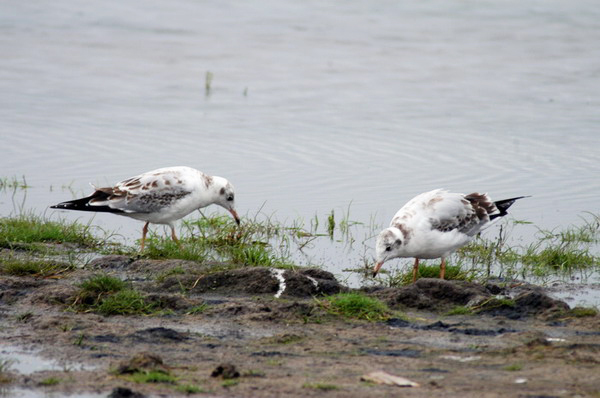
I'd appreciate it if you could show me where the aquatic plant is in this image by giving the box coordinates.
[142,212,298,268]
[205,71,214,96]
[385,263,472,286]
[0,175,29,190]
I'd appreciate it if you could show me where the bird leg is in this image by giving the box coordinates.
[412,258,420,283]
[439,257,446,279]
[140,222,149,251]
[170,226,181,247]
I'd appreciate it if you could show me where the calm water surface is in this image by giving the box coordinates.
[1,0,599,289]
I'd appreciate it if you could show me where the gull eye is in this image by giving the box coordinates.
[385,246,392,252]
[226,195,234,202]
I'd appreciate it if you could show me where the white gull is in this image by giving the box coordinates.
[50,166,240,250]
[373,189,526,282]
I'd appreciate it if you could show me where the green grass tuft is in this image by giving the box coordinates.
[221,379,239,388]
[303,382,339,391]
[320,293,391,321]
[0,214,101,249]
[569,306,598,318]
[446,306,474,316]
[39,377,61,386]
[176,384,204,393]
[186,304,209,315]
[503,364,523,371]
[130,370,176,384]
[522,246,598,275]
[229,245,277,267]
[74,274,155,316]
[470,297,516,313]
[79,274,126,297]
[387,263,472,286]
[1,259,74,277]
[96,289,155,316]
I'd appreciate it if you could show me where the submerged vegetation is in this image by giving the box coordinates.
[0,175,30,190]
[141,213,300,268]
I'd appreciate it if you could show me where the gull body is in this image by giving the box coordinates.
[50,166,240,250]
[373,189,526,281]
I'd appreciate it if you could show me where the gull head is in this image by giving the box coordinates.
[373,227,405,277]
[213,177,240,225]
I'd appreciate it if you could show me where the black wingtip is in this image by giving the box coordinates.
[491,195,530,220]
[49,194,125,214]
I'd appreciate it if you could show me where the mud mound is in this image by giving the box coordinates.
[189,267,343,298]
[0,277,48,304]
[372,278,489,311]
[89,255,343,298]
[88,255,135,269]
[478,289,569,319]
[370,278,569,317]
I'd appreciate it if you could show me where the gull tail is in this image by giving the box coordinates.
[490,196,529,220]
[50,191,124,214]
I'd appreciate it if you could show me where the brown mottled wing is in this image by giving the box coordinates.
[89,169,193,213]
[428,192,496,236]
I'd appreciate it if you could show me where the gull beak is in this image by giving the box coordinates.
[372,261,384,277]
[229,209,241,225]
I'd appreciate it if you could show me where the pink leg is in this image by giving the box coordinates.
[440,257,446,279]
[412,258,420,283]
[170,226,181,247]
[140,222,149,251]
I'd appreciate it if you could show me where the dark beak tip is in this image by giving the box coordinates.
[372,271,378,278]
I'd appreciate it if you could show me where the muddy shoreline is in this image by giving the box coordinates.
[1,254,599,397]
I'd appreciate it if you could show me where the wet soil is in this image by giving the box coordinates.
[1,254,599,397]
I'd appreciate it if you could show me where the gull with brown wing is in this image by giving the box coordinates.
[373,189,526,282]
[50,166,240,250]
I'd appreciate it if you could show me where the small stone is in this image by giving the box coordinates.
[116,352,166,374]
[107,387,145,398]
[361,371,420,387]
[211,363,240,379]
